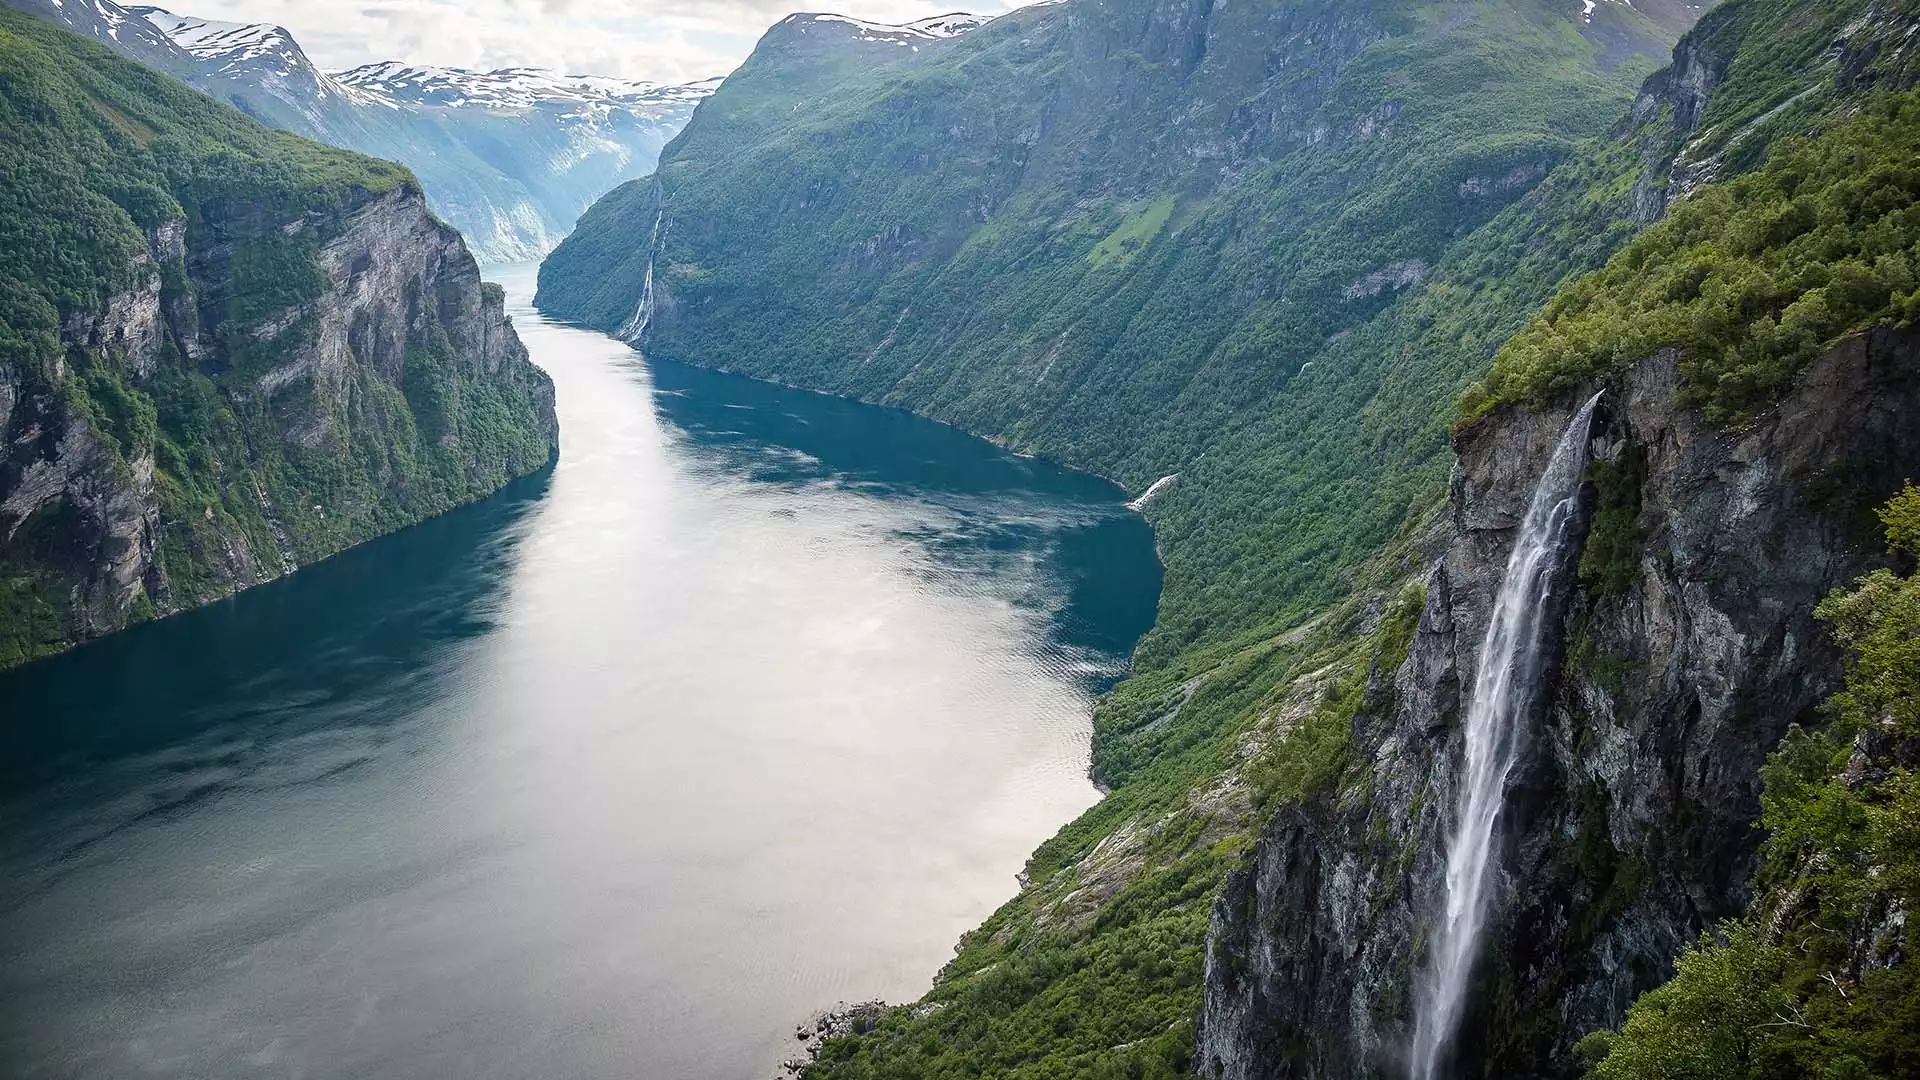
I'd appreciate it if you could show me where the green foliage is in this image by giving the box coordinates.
[1089,196,1176,270]
[1579,446,1647,600]
[227,229,328,327]
[1245,583,1421,813]
[1881,482,1920,555]
[1466,91,1920,426]
[1578,922,1798,1080]
[806,852,1222,1080]
[1582,485,1920,1080]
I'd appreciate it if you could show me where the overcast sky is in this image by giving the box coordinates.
[175,0,1019,84]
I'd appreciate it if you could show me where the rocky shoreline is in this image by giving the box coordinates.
[777,1001,889,1078]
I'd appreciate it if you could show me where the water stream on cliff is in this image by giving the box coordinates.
[0,264,1161,1080]
[1410,393,1601,1080]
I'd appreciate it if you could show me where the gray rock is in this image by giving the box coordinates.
[1196,329,1920,1079]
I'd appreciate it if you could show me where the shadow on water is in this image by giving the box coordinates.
[646,356,1163,680]
[0,466,553,795]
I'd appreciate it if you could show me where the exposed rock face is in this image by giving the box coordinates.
[0,182,556,666]
[1628,0,1920,223]
[1196,330,1920,1079]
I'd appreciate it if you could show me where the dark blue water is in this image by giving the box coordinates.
[0,265,1160,1080]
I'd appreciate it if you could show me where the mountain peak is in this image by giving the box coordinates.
[126,5,308,76]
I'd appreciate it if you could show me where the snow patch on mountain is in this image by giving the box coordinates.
[130,7,306,75]
[335,62,720,120]
[787,11,987,46]
[22,0,723,262]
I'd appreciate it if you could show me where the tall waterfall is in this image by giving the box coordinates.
[617,209,665,343]
[1409,392,1603,1080]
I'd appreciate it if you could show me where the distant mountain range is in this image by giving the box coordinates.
[4,0,720,261]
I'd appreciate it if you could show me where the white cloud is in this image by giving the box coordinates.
[176,0,1020,83]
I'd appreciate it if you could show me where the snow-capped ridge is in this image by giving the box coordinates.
[334,62,720,118]
[128,6,302,70]
[24,0,722,261]
[782,11,987,46]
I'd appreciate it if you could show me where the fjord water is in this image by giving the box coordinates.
[1411,393,1602,1080]
[0,265,1160,1079]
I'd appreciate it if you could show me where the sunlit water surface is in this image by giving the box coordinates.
[0,264,1161,1079]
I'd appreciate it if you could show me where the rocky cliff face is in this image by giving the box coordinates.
[0,180,556,666]
[1196,327,1920,1079]
[1627,0,1920,224]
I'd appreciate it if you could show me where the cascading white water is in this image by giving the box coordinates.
[617,208,665,342]
[1409,391,1603,1080]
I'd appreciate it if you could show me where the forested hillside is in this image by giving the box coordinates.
[540,0,1920,1077]
[0,8,557,666]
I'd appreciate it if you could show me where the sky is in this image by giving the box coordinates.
[172,0,1021,84]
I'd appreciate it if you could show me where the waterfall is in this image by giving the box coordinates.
[616,209,665,343]
[1409,391,1603,1080]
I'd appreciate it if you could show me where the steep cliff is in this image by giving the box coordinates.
[1198,326,1920,1079]
[1195,2,1920,1074]
[0,8,557,667]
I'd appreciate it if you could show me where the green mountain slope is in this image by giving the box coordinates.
[538,0,1920,1076]
[0,7,557,667]
[539,0,1688,663]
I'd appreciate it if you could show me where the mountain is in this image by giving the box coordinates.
[537,0,1696,662]
[538,0,1920,1077]
[1200,5,1920,1068]
[0,7,558,668]
[1,0,718,261]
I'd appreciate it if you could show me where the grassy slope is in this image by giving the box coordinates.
[0,8,555,666]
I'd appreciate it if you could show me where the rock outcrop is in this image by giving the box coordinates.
[1196,328,1920,1079]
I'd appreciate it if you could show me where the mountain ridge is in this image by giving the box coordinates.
[2,0,719,260]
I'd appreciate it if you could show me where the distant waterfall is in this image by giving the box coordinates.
[1409,392,1603,1080]
[617,209,665,343]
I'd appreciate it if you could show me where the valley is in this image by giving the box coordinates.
[2,0,1918,1078]
[0,266,1161,1079]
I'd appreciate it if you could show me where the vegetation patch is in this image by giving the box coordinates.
[1463,91,1920,427]
[0,7,552,664]
[1088,196,1176,269]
